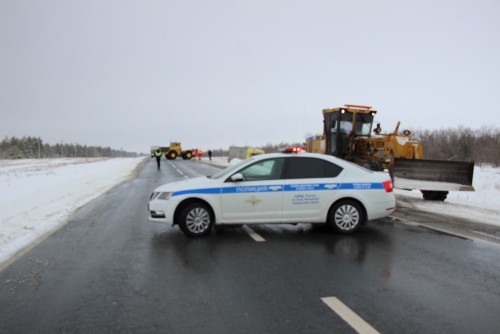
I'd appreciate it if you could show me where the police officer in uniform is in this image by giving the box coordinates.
[153,149,162,170]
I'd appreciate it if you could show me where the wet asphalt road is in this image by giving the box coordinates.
[0,159,499,334]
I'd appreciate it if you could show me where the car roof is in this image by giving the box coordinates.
[254,152,338,162]
[252,152,373,172]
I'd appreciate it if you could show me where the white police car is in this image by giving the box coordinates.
[148,151,395,237]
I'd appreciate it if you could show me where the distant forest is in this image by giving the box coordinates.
[0,136,140,159]
[1,126,499,166]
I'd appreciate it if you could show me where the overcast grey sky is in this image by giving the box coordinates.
[1,0,499,153]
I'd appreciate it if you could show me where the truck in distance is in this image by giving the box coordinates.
[228,146,265,162]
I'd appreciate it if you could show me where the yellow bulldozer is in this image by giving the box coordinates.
[151,142,194,160]
[305,104,474,201]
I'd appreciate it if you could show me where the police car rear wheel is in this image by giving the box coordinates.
[329,200,364,234]
[178,203,213,237]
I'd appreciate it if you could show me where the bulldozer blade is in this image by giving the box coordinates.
[392,158,475,191]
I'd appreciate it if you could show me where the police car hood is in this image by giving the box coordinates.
[154,176,216,192]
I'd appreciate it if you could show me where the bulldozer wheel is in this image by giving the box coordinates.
[182,151,192,160]
[166,151,177,160]
[421,191,448,201]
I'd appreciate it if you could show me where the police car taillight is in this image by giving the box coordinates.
[283,147,304,153]
[382,180,393,192]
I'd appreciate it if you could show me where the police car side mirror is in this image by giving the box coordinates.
[230,173,244,182]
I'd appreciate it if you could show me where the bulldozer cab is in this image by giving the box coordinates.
[323,105,376,159]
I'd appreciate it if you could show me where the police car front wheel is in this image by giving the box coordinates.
[328,200,365,234]
[178,203,214,237]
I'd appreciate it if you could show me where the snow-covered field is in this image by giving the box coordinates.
[0,157,499,268]
[0,157,146,267]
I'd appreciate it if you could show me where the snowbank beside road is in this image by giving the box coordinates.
[0,157,146,268]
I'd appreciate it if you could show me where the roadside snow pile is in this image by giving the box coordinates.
[0,157,146,267]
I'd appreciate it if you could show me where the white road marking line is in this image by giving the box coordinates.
[167,161,189,179]
[321,297,380,334]
[395,219,500,247]
[398,219,471,240]
[242,225,266,242]
[416,224,471,240]
[472,230,500,241]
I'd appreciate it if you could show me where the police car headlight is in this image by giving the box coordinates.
[151,192,172,200]
[157,192,172,200]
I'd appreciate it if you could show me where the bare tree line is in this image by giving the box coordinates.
[412,126,499,166]
[0,136,139,159]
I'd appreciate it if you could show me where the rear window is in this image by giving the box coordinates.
[284,157,343,179]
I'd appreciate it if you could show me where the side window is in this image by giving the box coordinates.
[237,158,284,181]
[285,157,343,179]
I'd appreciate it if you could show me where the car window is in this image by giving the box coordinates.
[210,158,251,179]
[237,158,284,181]
[284,157,343,179]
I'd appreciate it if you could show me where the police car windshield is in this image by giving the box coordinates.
[209,158,253,179]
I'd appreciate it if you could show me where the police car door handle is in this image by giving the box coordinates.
[269,186,282,191]
[324,184,338,189]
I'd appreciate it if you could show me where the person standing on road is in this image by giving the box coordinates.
[208,150,212,161]
[153,149,162,170]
